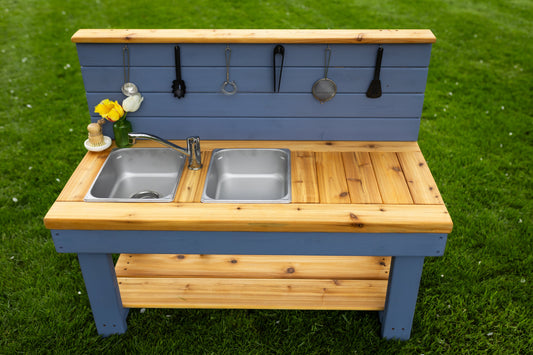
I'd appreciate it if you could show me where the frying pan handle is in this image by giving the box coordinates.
[373,46,383,80]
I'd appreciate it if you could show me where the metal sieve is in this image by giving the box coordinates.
[312,45,336,103]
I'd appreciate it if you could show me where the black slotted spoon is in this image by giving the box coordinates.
[366,46,383,98]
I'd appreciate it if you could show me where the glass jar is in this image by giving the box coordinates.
[113,118,132,148]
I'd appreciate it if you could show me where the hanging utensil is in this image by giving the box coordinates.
[312,45,337,103]
[121,45,139,96]
[221,45,237,95]
[273,45,285,93]
[172,45,186,99]
[366,46,384,98]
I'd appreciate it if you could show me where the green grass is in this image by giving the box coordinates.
[1,0,532,353]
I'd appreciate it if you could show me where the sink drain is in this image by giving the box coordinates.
[130,190,160,199]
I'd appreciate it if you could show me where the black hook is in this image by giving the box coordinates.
[273,45,285,93]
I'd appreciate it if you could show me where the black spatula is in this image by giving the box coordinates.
[366,46,383,98]
[172,45,186,99]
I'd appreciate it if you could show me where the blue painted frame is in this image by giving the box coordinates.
[55,37,446,340]
[53,230,447,339]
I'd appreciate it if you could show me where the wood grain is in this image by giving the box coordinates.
[291,151,319,203]
[342,152,382,204]
[117,277,388,310]
[397,151,444,205]
[44,202,453,233]
[72,29,436,44]
[175,151,212,202]
[370,152,413,204]
[116,254,391,280]
[56,151,110,202]
[315,152,351,204]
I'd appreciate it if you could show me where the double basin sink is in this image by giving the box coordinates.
[85,148,291,203]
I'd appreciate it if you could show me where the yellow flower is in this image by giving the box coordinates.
[94,99,125,122]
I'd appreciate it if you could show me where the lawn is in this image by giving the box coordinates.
[1,0,531,353]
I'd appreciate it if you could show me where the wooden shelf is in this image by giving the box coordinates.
[71,29,436,44]
[116,254,390,310]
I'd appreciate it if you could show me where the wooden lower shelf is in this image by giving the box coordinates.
[116,254,390,311]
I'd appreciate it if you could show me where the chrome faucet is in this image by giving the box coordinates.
[128,133,202,170]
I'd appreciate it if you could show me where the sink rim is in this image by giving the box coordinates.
[201,148,291,204]
[84,147,186,203]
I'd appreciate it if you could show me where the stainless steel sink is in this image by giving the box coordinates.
[84,148,186,202]
[201,148,291,203]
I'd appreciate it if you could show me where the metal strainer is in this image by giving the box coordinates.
[312,45,336,103]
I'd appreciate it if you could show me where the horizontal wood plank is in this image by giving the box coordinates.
[77,43,432,67]
[117,277,388,310]
[72,29,436,44]
[100,117,421,141]
[87,93,425,118]
[44,202,453,233]
[81,67,429,94]
[116,254,391,280]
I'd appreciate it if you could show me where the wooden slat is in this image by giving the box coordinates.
[192,151,212,202]
[174,151,212,203]
[315,152,351,204]
[397,151,444,205]
[116,254,391,280]
[44,202,453,233]
[117,277,388,310]
[115,140,421,152]
[82,67,429,93]
[342,152,382,204]
[291,151,319,203]
[87,93,425,119]
[56,150,110,202]
[370,152,413,204]
[72,29,436,44]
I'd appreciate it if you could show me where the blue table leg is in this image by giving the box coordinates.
[78,253,129,336]
[379,256,425,340]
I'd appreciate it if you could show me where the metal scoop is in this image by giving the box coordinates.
[121,45,138,96]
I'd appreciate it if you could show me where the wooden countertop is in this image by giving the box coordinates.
[71,29,436,44]
[44,140,452,233]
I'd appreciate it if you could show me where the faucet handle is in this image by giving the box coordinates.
[186,136,202,170]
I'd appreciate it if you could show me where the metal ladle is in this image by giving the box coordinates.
[221,45,237,95]
[121,45,139,96]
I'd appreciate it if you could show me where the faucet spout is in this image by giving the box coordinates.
[128,133,202,170]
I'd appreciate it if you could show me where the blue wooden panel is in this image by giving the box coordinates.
[82,67,429,94]
[77,253,129,336]
[95,116,420,141]
[52,230,447,256]
[380,256,425,340]
[77,43,432,67]
[87,93,425,118]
